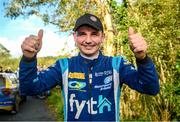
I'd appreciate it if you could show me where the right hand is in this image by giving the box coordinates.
[21,29,43,58]
[128,27,147,60]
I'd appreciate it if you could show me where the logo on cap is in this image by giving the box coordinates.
[90,16,97,22]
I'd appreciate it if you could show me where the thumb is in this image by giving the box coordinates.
[38,29,43,42]
[128,27,135,36]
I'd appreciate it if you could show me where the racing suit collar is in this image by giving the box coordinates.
[78,51,103,68]
[80,51,99,60]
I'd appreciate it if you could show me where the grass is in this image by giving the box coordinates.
[46,87,64,121]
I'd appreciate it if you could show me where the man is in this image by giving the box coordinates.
[19,13,159,121]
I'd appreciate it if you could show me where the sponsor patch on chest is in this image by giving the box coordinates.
[94,75,113,91]
[68,72,85,79]
[95,70,112,77]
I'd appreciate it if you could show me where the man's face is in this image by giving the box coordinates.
[73,26,104,57]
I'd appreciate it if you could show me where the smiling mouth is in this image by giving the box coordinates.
[84,45,95,49]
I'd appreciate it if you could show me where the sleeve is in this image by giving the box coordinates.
[19,57,62,96]
[119,55,160,95]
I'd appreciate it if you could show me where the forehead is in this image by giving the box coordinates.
[76,25,99,32]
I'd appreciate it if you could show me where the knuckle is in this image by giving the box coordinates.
[29,35,35,37]
[25,37,29,40]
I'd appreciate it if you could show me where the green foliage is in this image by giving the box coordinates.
[4,0,101,32]
[0,57,20,72]
[110,0,130,56]
[4,0,57,20]
[0,43,11,59]
[110,0,180,121]
[47,88,64,121]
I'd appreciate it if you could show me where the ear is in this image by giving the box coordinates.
[73,32,77,42]
[101,33,105,43]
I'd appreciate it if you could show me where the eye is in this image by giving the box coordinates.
[76,32,86,36]
[91,32,99,36]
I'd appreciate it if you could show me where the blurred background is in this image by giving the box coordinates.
[0,0,179,121]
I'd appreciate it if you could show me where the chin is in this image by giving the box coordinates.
[82,50,96,56]
[80,46,99,56]
[83,52,94,56]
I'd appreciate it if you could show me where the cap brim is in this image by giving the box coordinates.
[73,22,101,31]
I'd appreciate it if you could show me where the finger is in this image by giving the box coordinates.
[24,47,37,53]
[22,44,37,53]
[24,37,39,49]
[128,27,135,36]
[29,35,39,45]
[133,45,146,53]
[38,29,43,42]
[29,35,38,40]
[129,35,145,45]
[28,35,41,50]
[133,47,142,53]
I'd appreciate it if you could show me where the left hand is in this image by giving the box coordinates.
[128,27,147,60]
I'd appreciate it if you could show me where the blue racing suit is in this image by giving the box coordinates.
[19,51,159,121]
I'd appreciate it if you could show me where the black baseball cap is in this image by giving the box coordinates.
[73,13,103,32]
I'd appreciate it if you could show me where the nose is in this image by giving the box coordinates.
[85,35,92,44]
[85,40,91,44]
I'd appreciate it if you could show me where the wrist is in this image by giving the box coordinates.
[22,55,37,62]
[135,54,146,60]
[136,54,149,64]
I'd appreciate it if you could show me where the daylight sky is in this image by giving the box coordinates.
[0,0,76,58]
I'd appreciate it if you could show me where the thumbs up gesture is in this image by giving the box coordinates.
[128,27,147,60]
[21,29,43,58]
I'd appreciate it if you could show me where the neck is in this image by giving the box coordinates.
[80,52,99,60]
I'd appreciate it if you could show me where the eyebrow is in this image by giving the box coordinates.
[76,30,101,34]
[75,31,85,35]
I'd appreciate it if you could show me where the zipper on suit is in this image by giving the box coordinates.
[88,67,93,120]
